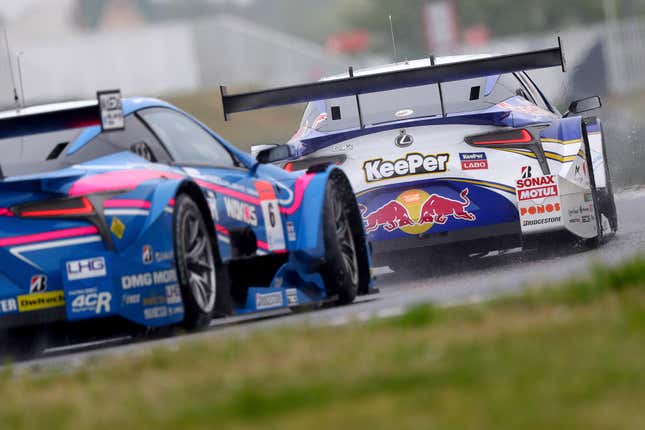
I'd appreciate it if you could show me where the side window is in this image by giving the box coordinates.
[516,73,552,112]
[138,108,236,168]
[67,114,170,164]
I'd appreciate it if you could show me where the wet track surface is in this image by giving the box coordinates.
[9,190,645,371]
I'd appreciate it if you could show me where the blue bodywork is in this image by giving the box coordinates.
[0,98,372,329]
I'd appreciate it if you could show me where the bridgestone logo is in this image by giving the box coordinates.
[522,217,561,227]
[363,153,449,183]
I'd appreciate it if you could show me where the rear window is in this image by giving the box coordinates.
[300,73,524,132]
[0,128,83,164]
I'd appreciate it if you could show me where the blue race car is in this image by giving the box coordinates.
[220,39,617,271]
[0,92,372,352]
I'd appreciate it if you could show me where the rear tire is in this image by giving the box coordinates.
[321,173,370,305]
[174,194,224,330]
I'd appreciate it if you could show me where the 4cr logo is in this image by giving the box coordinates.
[71,292,112,315]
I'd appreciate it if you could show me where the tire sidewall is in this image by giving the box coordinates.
[173,194,217,329]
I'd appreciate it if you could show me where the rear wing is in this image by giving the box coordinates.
[220,37,566,122]
[0,90,124,140]
[0,90,124,180]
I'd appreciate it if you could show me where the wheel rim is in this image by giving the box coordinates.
[180,208,216,313]
[332,192,359,285]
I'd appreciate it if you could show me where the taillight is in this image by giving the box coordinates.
[465,129,533,147]
[17,197,94,218]
[284,162,295,172]
[282,154,347,172]
[10,192,129,251]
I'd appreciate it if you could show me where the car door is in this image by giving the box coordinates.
[137,108,286,257]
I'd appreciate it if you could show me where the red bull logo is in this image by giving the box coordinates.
[360,188,476,234]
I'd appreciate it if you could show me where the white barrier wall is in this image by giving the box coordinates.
[0,15,348,107]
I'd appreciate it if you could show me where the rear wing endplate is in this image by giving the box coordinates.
[220,37,566,120]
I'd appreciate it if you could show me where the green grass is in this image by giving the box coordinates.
[166,89,305,152]
[4,256,645,429]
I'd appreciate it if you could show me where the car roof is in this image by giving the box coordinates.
[0,97,174,119]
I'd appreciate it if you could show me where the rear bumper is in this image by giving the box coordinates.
[0,306,66,330]
[372,221,521,258]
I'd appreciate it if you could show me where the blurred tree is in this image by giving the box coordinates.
[341,0,645,56]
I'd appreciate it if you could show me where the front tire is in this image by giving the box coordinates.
[321,173,370,305]
[174,194,220,330]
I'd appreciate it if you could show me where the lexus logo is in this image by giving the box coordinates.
[395,130,414,148]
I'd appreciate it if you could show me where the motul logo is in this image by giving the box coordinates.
[516,175,556,189]
[518,186,558,201]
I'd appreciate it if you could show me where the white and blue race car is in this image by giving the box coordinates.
[221,39,617,270]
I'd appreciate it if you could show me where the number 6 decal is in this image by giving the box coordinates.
[255,181,286,251]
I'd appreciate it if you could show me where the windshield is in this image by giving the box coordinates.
[300,73,522,132]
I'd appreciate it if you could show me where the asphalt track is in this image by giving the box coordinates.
[10,189,645,372]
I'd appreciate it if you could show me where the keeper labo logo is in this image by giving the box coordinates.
[363,152,449,183]
[516,175,559,201]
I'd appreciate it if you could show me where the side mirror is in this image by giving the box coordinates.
[565,96,602,117]
[251,144,278,158]
[256,145,292,164]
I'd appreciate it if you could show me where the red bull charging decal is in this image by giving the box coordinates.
[359,188,476,234]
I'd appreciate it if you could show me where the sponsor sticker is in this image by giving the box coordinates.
[515,175,559,201]
[286,222,297,242]
[206,191,218,221]
[166,284,182,305]
[29,275,48,293]
[459,152,488,170]
[143,295,166,306]
[521,166,533,179]
[121,269,177,290]
[122,293,141,305]
[69,289,112,315]
[363,152,449,183]
[520,203,561,217]
[286,289,299,306]
[0,298,18,314]
[360,188,476,235]
[18,291,65,312]
[154,250,174,263]
[66,257,107,281]
[111,217,125,239]
[516,175,562,232]
[223,197,258,226]
[255,291,283,310]
[144,306,168,320]
[142,246,153,264]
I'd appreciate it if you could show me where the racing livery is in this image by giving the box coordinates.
[0,94,372,351]
[221,39,617,269]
